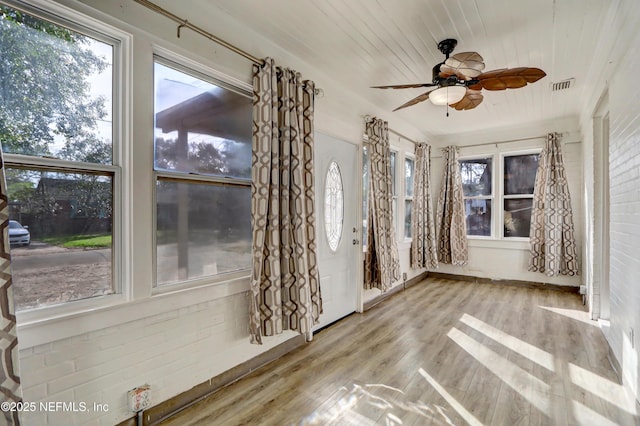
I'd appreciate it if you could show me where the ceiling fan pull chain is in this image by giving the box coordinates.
[446,86,450,117]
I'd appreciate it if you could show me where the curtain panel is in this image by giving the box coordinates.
[364,118,400,292]
[0,152,23,425]
[436,146,468,265]
[528,133,579,276]
[410,143,438,269]
[249,58,322,344]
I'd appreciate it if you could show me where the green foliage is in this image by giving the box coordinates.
[0,5,109,160]
[42,233,111,248]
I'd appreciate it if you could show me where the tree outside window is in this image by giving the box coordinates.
[1,5,116,310]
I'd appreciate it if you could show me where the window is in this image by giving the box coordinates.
[503,154,539,238]
[404,157,414,239]
[324,161,344,252]
[1,5,117,310]
[460,157,493,236]
[153,59,252,286]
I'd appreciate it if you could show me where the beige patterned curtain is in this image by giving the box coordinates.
[364,118,400,292]
[528,133,579,276]
[436,146,468,265]
[0,153,23,425]
[411,143,438,269]
[249,58,322,344]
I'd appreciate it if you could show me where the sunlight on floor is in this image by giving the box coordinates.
[417,367,483,426]
[538,305,598,327]
[448,313,639,424]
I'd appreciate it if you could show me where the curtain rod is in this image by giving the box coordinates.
[133,0,323,95]
[454,132,580,149]
[363,115,419,145]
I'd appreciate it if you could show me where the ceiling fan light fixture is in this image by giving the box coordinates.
[429,86,466,106]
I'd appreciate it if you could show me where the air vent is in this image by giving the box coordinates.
[551,78,574,92]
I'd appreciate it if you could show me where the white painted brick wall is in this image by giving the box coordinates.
[580,0,640,401]
[19,291,295,425]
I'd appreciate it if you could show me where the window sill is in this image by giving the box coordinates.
[467,238,530,250]
[16,274,250,348]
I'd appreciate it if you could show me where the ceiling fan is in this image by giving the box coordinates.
[372,39,546,113]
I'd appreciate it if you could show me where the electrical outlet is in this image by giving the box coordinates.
[128,384,151,412]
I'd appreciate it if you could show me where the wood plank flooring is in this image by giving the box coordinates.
[160,278,640,426]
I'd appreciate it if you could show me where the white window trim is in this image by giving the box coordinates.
[151,55,252,290]
[499,149,541,241]
[6,0,133,326]
[10,0,256,348]
[402,153,415,243]
[459,148,542,242]
[459,154,494,240]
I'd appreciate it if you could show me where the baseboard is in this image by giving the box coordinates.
[426,272,580,293]
[116,334,306,426]
[363,271,429,311]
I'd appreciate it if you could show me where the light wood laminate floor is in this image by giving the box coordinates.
[161,278,640,425]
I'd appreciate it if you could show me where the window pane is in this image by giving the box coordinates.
[156,180,251,285]
[504,154,539,195]
[154,62,252,179]
[404,200,412,239]
[362,146,369,247]
[0,6,113,163]
[405,158,414,197]
[324,161,344,251]
[460,158,492,196]
[6,168,113,310]
[390,152,397,196]
[504,198,534,237]
[465,199,492,236]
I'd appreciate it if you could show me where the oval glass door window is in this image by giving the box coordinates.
[324,161,344,252]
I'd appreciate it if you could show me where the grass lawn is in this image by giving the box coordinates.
[42,234,112,248]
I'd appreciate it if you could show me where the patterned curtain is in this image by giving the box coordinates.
[411,143,438,269]
[364,118,400,292]
[0,153,23,425]
[528,133,579,276]
[249,58,322,344]
[436,146,468,265]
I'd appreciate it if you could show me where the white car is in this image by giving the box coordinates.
[9,220,30,246]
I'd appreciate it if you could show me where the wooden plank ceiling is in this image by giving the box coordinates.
[180,0,611,137]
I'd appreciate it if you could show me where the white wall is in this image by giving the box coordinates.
[578,0,640,403]
[429,117,582,287]
[14,0,427,424]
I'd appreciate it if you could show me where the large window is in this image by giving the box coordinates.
[503,154,539,237]
[153,60,252,286]
[459,152,539,239]
[460,157,493,236]
[1,5,117,310]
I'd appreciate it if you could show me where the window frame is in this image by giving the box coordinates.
[403,153,415,241]
[457,148,542,242]
[151,55,253,292]
[499,149,541,241]
[459,155,495,239]
[3,0,131,322]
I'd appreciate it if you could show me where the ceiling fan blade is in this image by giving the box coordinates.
[474,67,546,91]
[371,83,437,89]
[444,52,485,78]
[450,89,484,110]
[393,90,434,111]
[438,64,469,81]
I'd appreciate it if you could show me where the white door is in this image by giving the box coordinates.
[314,132,359,330]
